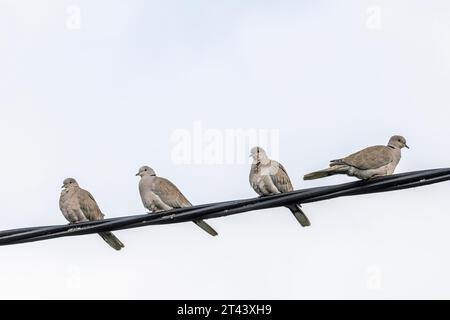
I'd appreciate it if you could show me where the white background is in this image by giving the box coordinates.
[0,0,450,299]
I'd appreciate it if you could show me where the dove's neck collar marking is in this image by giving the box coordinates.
[256,154,270,165]
[142,173,157,178]
[63,185,79,191]
[61,186,78,197]
[387,144,399,150]
[255,158,271,169]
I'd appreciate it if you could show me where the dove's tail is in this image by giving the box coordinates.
[303,165,348,180]
[98,232,125,251]
[193,220,218,237]
[287,204,311,227]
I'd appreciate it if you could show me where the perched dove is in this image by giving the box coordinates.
[59,178,125,251]
[136,166,218,237]
[249,147,311,227]
[304,135,409,181]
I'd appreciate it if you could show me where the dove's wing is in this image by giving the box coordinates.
[77,188,105,221]
[270,160,294,193]
[332,145,394,170]
[153,177,192,208]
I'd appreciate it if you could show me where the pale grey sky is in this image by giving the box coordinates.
[0,0,450,299]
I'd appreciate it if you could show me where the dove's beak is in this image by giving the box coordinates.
[405,144,410,149]
[61,185,65,189]
[135,173,140,176]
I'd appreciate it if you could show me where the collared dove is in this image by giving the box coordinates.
[249,147,311,227]
[136,166,218,237]
[304,135,409,181]
[59,178,125,251]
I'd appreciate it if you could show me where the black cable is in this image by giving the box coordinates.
[1,168,449,246]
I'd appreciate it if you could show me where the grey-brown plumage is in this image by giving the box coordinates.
[136,166,218,237]
[249,147,311,227]
[59,178,125,251]
[304,135,409,181]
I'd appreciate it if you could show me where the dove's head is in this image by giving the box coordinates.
[136,166,156,177]
[62,178,79,189]
[388,135,409,149]
[249,146,268,161]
